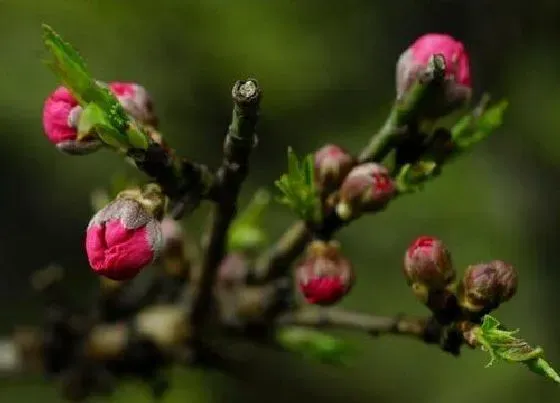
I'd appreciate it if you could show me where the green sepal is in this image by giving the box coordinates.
[274,147,322,223]
[77,102,108,139]
[275,326,351,366]
[228,188,270,253]
[78,103,130,149]
[395,160,439,193]
[474,315,560,384]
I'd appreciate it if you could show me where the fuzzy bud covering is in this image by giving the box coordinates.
[86,198,163,280]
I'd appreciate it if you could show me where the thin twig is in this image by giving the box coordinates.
[277,307,430,339]
[189,80,262,338]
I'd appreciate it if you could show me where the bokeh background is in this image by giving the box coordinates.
[1,0,559,402]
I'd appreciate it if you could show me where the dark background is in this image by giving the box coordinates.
[1,0,559,402]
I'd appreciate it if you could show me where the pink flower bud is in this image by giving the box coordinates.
[295,240,354,306]
[396,33,471,97]
[85,198,163,280]
[42,86,101,155]
[459,260,518,312]
[217,253,249,289]
[336,163,396,220]
[396,34,472,118]
[403,236,455,290]
[314,144,355,193]
[108,82,157,127]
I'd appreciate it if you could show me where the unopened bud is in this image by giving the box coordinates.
[336,163,395,220]
[42,86,102,155]
[396,33,472,118]
[404,236,455,290]
[295,240,354,306]
[459,260,518,313]
[314,144,355,193]
[108,82,158,127]
[85,187,165,280]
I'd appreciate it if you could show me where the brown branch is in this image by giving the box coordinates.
[126,135,216,218]
[277,307,430,339]
[276,306,476,357]
[189,80,262,338]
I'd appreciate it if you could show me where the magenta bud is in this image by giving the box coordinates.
[336,163,396,220]
[403,236,455,290]
[295,240,354,306]
[85,197,163,281]
[109,82,158,127]
[314,144,355,193]
[396,33,472,118]
[42,86,101,155]
[459,260,518,312]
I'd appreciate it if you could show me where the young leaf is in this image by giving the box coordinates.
[228,188,271,252]
[394,160,439,193]
[474,315,560,384]
[42,25,138,144]
[275,326,351,366]
[274,148,322,222]
[451,98,508,149]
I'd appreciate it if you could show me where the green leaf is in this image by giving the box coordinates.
[451,97,508,149]
[274,148,322,222]
[395,160,439,193]
[275,326,351,366]
[228,189,270,252]
[474,315,560,384]
[42,25,130,134]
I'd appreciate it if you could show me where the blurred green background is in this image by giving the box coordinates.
[0,0,559,402]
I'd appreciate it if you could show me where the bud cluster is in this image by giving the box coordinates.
[42,81,157,155]
[295,240,354,306]
[402,235,518,318]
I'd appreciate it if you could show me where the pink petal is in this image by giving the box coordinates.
[300,276,346,305]
[109,82,136,97]
[86,220,154,280]
[42,86,79,144]
[410,33,471,87]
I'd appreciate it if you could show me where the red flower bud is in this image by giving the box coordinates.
[396,33,472,118]
[108,82,158,127]
[295,240,354,306]
[42,86,102,155]
[85,197,163,280]
[459,260,518,312]
[336,163,395,220]
[314,144,355,193]
[403,236,455,290]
